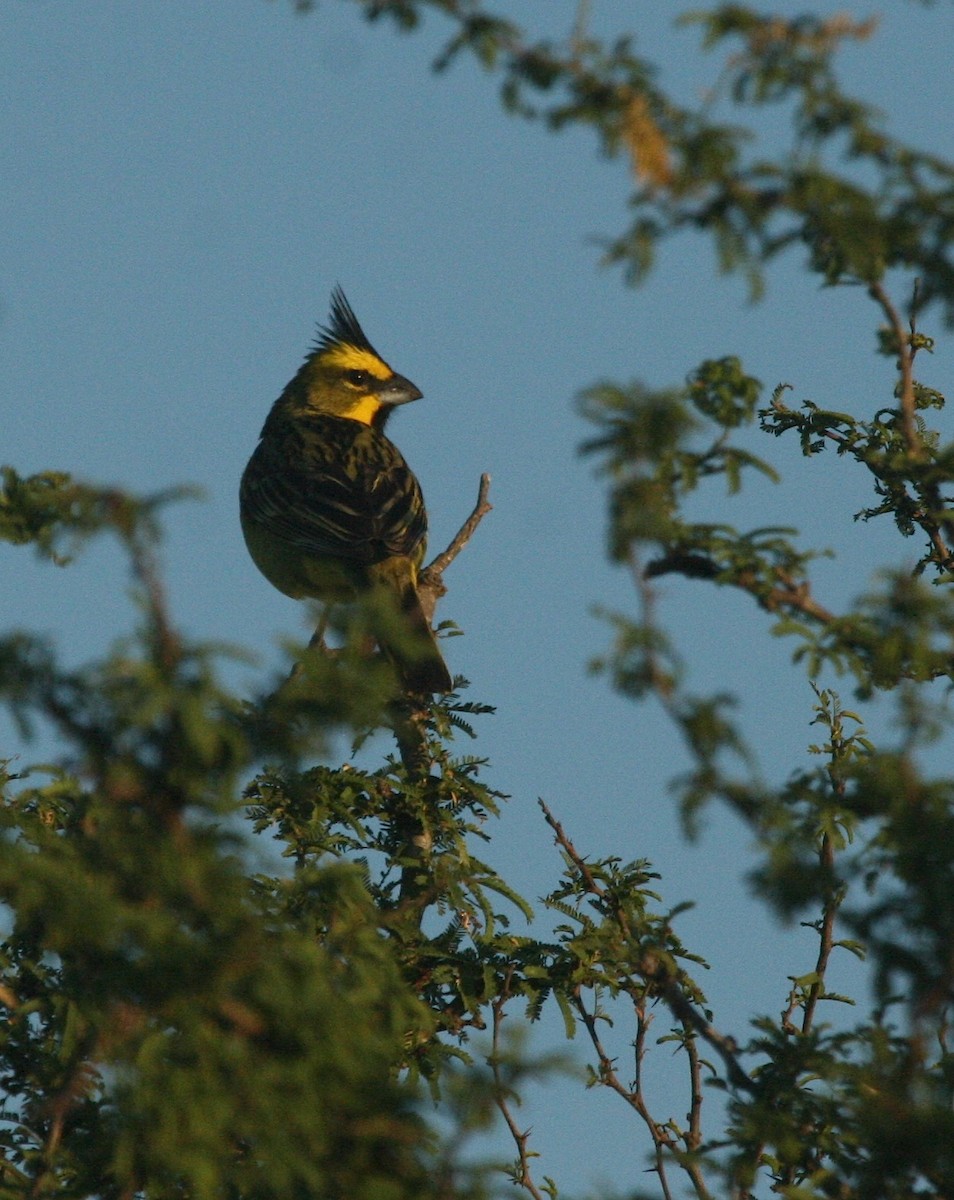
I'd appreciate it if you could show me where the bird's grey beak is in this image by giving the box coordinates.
[380,373,423,406]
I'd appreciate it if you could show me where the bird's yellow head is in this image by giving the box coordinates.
[281,287,422,429]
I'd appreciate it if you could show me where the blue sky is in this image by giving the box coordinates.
[4,2,954,1193]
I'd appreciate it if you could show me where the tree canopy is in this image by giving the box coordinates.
[3,4,954,1198]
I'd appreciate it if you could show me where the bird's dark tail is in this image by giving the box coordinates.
[369,560,452,696]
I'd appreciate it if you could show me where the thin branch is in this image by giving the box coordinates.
[645,554,837,625]
[655,979,754,1094]
[542,799,728,1194]
[489,971,546,1200]
[573,987,677,1200]
[868,280,920,457]
[685,1034,704,1152]
[868,280,954,568]
[764,569,837,623]
[539,801,603,897]
[801,832,838,1035]
[682,1035,714,1200]
[576,987,712,1200]
[423,473,493,583]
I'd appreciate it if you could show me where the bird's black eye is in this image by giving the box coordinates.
[345,369,371,388]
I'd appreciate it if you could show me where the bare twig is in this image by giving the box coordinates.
[574,987,677,1200]
[489,970,546,1200]
[421,473,492,598]
[685,1034,704,1152]
[868,279,920,457]
[682,1036,715,1200]
[802,832,838,1035]
[539,801,603,896]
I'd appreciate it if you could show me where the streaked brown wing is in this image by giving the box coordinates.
[241,417,427,566]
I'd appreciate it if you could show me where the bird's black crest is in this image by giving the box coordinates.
[313,286,378,357]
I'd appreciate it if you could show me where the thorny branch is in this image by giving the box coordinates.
[869,279,920,457]
[419,472,493,620]
[800,832,839,1036]
[683,1036,712,1200]
[541,799,752,1094]
[645,552,837,625]
[782,706,846,1041]
[868,280,954,570]
[489,969,546,1200]
[573,986,677,1200]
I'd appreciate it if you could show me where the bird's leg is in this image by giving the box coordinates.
[310,607,380,660]
[307,608,331,654]
[285,608,333,684]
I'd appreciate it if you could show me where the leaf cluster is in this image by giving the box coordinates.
[0,476,491,1199]
[324,2,954,322]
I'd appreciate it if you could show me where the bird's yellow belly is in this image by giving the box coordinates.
[241,515,358,602]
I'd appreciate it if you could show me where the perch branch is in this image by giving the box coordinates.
[423,473,493,582]
[393,474,492,906]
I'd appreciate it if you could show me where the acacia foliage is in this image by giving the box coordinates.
[3,4,954,1198]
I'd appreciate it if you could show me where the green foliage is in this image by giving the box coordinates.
[329,2,954,322]
[0,466,198,567]
[575,264,954,1195]
[0,476,479,1198]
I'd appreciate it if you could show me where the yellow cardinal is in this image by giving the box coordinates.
[240,288,452,695]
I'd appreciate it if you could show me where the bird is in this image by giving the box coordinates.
[240,287,453,696]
